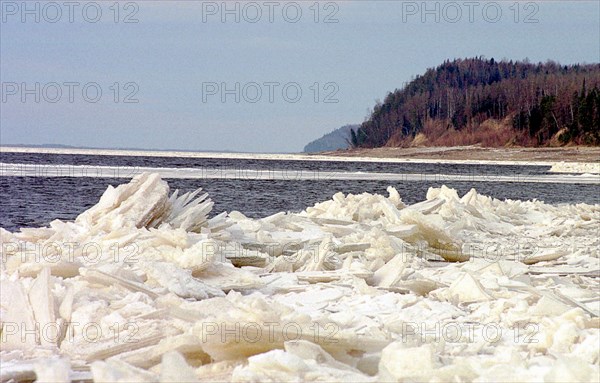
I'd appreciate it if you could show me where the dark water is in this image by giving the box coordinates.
[1,152,598,232]
[0,151,552,176]
[1,174,598,232]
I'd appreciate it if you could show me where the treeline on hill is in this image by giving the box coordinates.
[351,58,600,148]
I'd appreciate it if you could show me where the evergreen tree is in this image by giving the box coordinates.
[354,58,600,147]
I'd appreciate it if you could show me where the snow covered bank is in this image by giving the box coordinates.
[550,161,600,174]
[1,174,599,382]
[0,146,568,166]
[0,145,587,166]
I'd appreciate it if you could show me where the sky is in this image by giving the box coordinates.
[1,0,599,153]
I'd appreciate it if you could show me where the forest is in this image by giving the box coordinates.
[352,58,600,148]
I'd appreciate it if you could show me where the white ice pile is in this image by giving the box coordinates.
[1,173,599,382]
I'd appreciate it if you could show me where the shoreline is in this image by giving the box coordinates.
[1,145,599,167]
[321,145,600,163]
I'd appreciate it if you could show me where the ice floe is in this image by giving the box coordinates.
[549,161,600,174]
[1,173,599,382]
[3,162,600,185]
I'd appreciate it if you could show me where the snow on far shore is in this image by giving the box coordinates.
[550,162,600,174]
[2,145,596,168]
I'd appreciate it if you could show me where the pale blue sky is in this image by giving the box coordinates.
[1,1,599,152]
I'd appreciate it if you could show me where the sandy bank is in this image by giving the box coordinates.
[321,146,600,164]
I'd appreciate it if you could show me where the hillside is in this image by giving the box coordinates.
[304,124,358,153]
[352,58,600,148]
